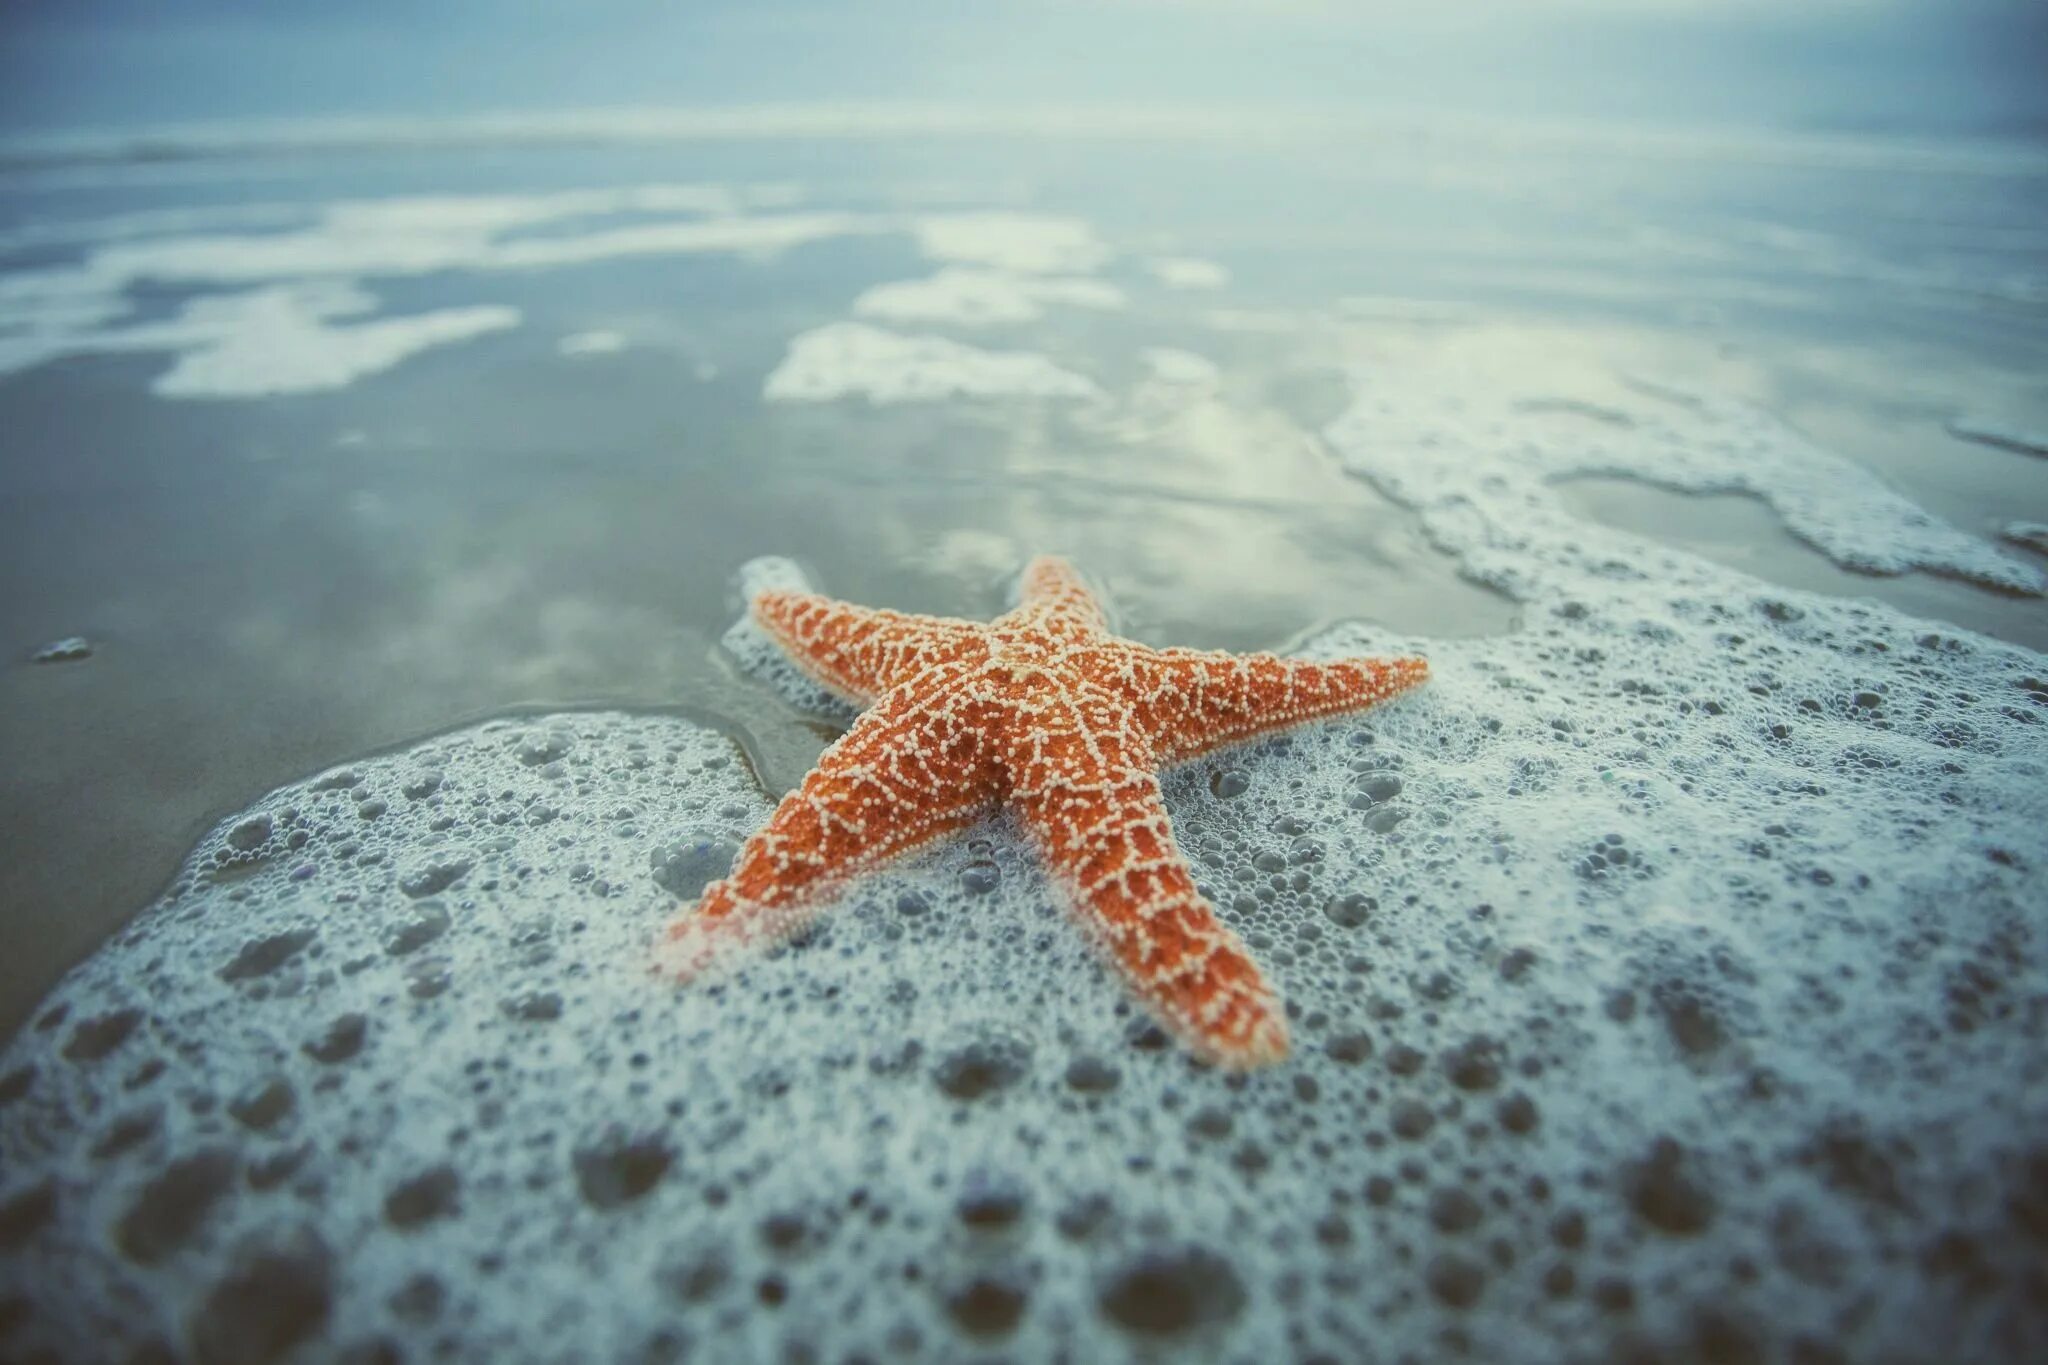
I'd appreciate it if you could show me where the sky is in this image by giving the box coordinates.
[0,0,2044,138]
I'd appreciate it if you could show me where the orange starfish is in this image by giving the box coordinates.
[657,557,1429,1067]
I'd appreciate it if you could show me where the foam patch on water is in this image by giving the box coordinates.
[1326,325,2042,595]
[29,637,91,665]
[1949,416,2048,460]
[2004,522,2048,555]
[0,203,312,255]
[0,281,517,399]
[852,268,1125,327]
[0,189,1115,397]
[7,446,2047,1365]
[0,189,852,396]
[61,204,874,294]
[0,266,137,340]
[1144,256,1229,290]
[557,330,627,358]
[910,212,1111,275]
[6,186,815,299]
[761,323,1103,405]
[719,557,858,721]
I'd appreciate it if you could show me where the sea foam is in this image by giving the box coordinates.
[0,190,1117,401]
[4,475,2043,1362]
[762,323,1103,406]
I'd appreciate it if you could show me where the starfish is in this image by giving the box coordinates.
[657,557,1429,1067]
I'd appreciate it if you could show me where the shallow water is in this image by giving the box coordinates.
[1,114,2046,1361]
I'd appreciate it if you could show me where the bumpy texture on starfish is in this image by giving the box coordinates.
[657,557,1429,1067]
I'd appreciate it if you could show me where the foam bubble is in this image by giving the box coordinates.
[761,322,1102,405]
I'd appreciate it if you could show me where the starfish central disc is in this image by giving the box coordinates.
[657,556,1429,1067]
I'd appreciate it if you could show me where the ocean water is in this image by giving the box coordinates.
[1,112,2046,1361]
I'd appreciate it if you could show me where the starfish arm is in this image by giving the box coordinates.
[657,667,1000,978]
[1111,646,1430,764]
[1003,690,1288,1066]
[1001,555,1108,639]
[753,589,986,704]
